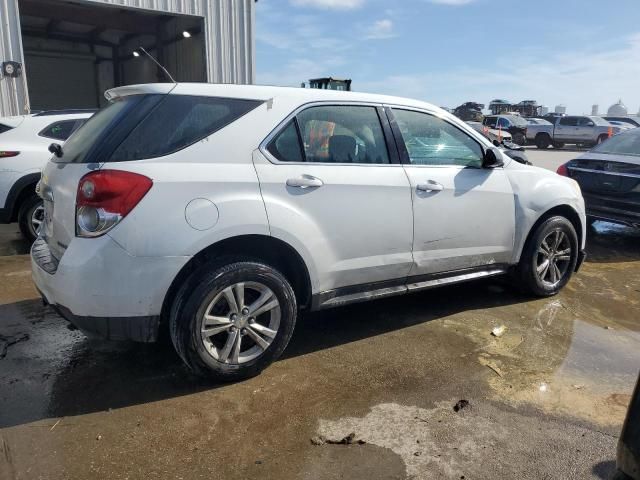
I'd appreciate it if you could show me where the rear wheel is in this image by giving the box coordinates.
[535,134,551,149]
[170,259,297,381]
[18,194,44,243]
[516,216,578,296]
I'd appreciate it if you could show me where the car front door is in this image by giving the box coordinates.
[388,107,515,276]
[576,117,595,142]
[253,104,414,294]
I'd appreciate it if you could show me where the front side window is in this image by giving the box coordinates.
[267,105,390,164]
[39,120,78,140]
[559,117,578,126]
[392,109,484,167]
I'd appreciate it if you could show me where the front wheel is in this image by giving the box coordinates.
[515,216,578,297]
[513,132,526,146]
[18,194,44,243]
[170,260,297,381]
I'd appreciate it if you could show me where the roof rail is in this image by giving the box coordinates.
[33,109,98,117]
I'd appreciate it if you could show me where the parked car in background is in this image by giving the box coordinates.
[530,115,622,149]
[607,120,636,131]
[32,84,586,380]
[482,114,528,145]
[0,110,94,241]
[613,373,640,480]
[467,121,513,144]
[604,116,640,128]
[557,127,640,228]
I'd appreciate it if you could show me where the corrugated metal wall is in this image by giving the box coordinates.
[0,0,255,116]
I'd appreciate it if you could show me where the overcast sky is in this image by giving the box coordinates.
[256,0,640,115]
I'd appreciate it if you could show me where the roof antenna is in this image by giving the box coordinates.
[135,46,176,84]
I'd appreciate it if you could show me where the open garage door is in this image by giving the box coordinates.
[19,0,206,111]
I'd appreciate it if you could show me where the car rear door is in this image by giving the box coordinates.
[388,107,515,276]
[253,103,414,293]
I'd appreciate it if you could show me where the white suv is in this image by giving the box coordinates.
[0,110,94,241]
[31,84,586,380]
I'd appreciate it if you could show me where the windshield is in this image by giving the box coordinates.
[591,128,640,156]
[589,116,611,126]
[505,115,528,127]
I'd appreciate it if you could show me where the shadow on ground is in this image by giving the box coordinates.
[0,279,531,428]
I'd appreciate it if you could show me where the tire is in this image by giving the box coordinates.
[535,134,551,149]
[170,259,297,381]
[515,216,578,297]
[18,194,44,243]
[513,132,526,146]
[552,141,565,149]
[597,134,609,145]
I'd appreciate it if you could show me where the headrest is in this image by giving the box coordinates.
[329,135,356,163]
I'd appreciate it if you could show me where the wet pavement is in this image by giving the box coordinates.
[1,221,639,479]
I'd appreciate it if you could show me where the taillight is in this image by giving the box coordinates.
[76,170,152,237]
[0,151,19,157]
[556,163,568,176]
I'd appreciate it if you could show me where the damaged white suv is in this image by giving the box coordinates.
[32,83,586,380]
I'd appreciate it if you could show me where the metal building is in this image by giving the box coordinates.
[0,0,255,116]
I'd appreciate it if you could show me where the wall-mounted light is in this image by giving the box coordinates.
[132,51,140,57]
[182,30,191,38]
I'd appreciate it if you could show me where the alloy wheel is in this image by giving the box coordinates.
[536,229,572,287]
[199,281,281,364]
[30,204,44,237]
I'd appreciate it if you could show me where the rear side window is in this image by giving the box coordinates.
[267,121,304,162]
[109,96,262,161]
[267,105,390,164]
[39,120,79,140]
[0,123,13,135]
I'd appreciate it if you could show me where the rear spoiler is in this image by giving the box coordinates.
[104,83,177,102]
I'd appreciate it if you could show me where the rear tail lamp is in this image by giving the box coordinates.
[0,151,19,158]
[76,170,152,237]
[556,163,568,176]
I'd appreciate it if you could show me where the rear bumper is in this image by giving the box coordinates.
[31,234,190,342]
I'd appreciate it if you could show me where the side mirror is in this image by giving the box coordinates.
[586,122,594,127]
[48,143,63,158]
[482,147,504,168]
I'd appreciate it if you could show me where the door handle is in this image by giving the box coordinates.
[416,180,444,192]
[286,175,324,188]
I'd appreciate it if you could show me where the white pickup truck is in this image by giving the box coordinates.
[528,115,621,149]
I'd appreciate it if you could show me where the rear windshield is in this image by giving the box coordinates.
[591,129,640,157]
[56,94,262,164]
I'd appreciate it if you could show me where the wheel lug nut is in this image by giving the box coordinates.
[241,328,247,335]
[229,326,237,333]
[242,307,249,315]
[248,317,255,324]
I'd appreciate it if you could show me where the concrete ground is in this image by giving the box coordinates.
[523,145,585,172]
[1,156,639,479]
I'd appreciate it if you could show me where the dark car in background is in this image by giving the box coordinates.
[614,374,640,480]
[557,127,640,228]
